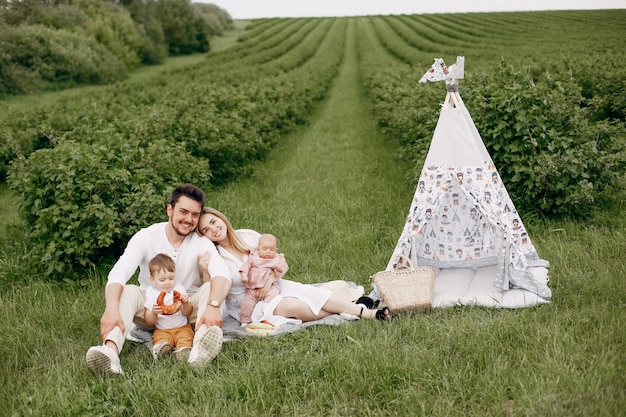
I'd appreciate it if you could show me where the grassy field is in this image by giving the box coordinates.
[1,16,625,417]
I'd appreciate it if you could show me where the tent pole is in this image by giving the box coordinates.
[444,92,452,108]
[446,81,464,108]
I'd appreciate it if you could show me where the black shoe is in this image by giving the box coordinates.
[375,307,392,322]
[355,296,375,309]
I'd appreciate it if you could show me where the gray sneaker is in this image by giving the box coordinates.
[86,345,124,375]
[188,325,223,368]
[172,346,191,362]
[151,342,172,360]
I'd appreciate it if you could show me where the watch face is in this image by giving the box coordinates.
[210,300,219,307]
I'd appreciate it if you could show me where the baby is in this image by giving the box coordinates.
[238,233,288,325]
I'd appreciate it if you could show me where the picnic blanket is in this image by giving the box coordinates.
[127,280,364,346]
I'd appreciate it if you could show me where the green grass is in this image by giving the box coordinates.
[0,18,625,417]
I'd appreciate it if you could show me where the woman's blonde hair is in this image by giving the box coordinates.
[199,207,251,255]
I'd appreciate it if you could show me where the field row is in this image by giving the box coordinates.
[357,11,625,216]
[1,10,625,278]
[3,17,347,275]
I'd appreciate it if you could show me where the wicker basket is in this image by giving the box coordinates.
[371,257,436,313]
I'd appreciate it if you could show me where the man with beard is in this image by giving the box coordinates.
[86,184,231,375]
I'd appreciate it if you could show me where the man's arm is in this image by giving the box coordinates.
[99,229,147,342]
[195,276,231,329]
[100,283,125,340]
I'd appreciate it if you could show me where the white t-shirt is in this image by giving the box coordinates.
[107,222,230,295]
[144,284,188,330]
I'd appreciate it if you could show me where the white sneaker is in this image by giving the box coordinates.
[172,346,191,362]
[151,342,172,360]
[188,325,223,368]
[86,345,123,375]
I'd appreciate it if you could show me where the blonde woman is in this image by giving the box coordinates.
[197,207,391,326]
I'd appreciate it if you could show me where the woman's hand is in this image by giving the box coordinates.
[256,279,274,300]
[198,252,212,282]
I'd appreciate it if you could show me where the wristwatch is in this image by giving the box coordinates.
[208,299,221,308]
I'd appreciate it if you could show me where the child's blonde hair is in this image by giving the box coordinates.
[149,253,175,276]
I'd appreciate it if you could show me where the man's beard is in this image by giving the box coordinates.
[171,219,194,237]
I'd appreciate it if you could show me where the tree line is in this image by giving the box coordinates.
[0,0,234,95]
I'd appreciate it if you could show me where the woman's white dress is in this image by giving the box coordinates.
[217,229,332,326]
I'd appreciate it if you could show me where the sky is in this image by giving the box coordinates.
[200,0,626,19]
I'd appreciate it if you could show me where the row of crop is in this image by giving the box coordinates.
[397,15,513,62]
[203,19,332,79]
[392,15,476,50]
[357,13,626,218]
[375,10,626,121]
[98,18,329,90]
[367,17,424,65]
[236,18,285,42]
[177,18,303,69]
[4,18,347,277]
[356,18,439,160]
[186,18,304,68]
[0,18,331,180]
[218,18,334,70]
[381,16,452,56]
[196,18,333,77]
[418,14,503,45]
[221,19,321,67]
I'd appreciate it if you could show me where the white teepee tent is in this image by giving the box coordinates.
[383,57,551,308]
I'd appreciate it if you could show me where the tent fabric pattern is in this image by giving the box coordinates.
[385,82,551,302]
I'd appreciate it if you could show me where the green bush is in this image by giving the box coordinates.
[23,3,90,30]
[133,14,168,64]
[579,69,626,123]
[193,2,234,35]
[156,0,210,55]
[80,0,143,69]
[1,16,343,280]
[0,25,127,94]
[464,60,626,217]
[7,134,211,277]
[0,0,226,90]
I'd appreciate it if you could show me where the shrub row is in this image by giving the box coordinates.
[1,18,342,180]
[357,11,626,218]
[2,10,625,277]
[5,18,346,277]
[465,62,625,217]
[8,136,211,275]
